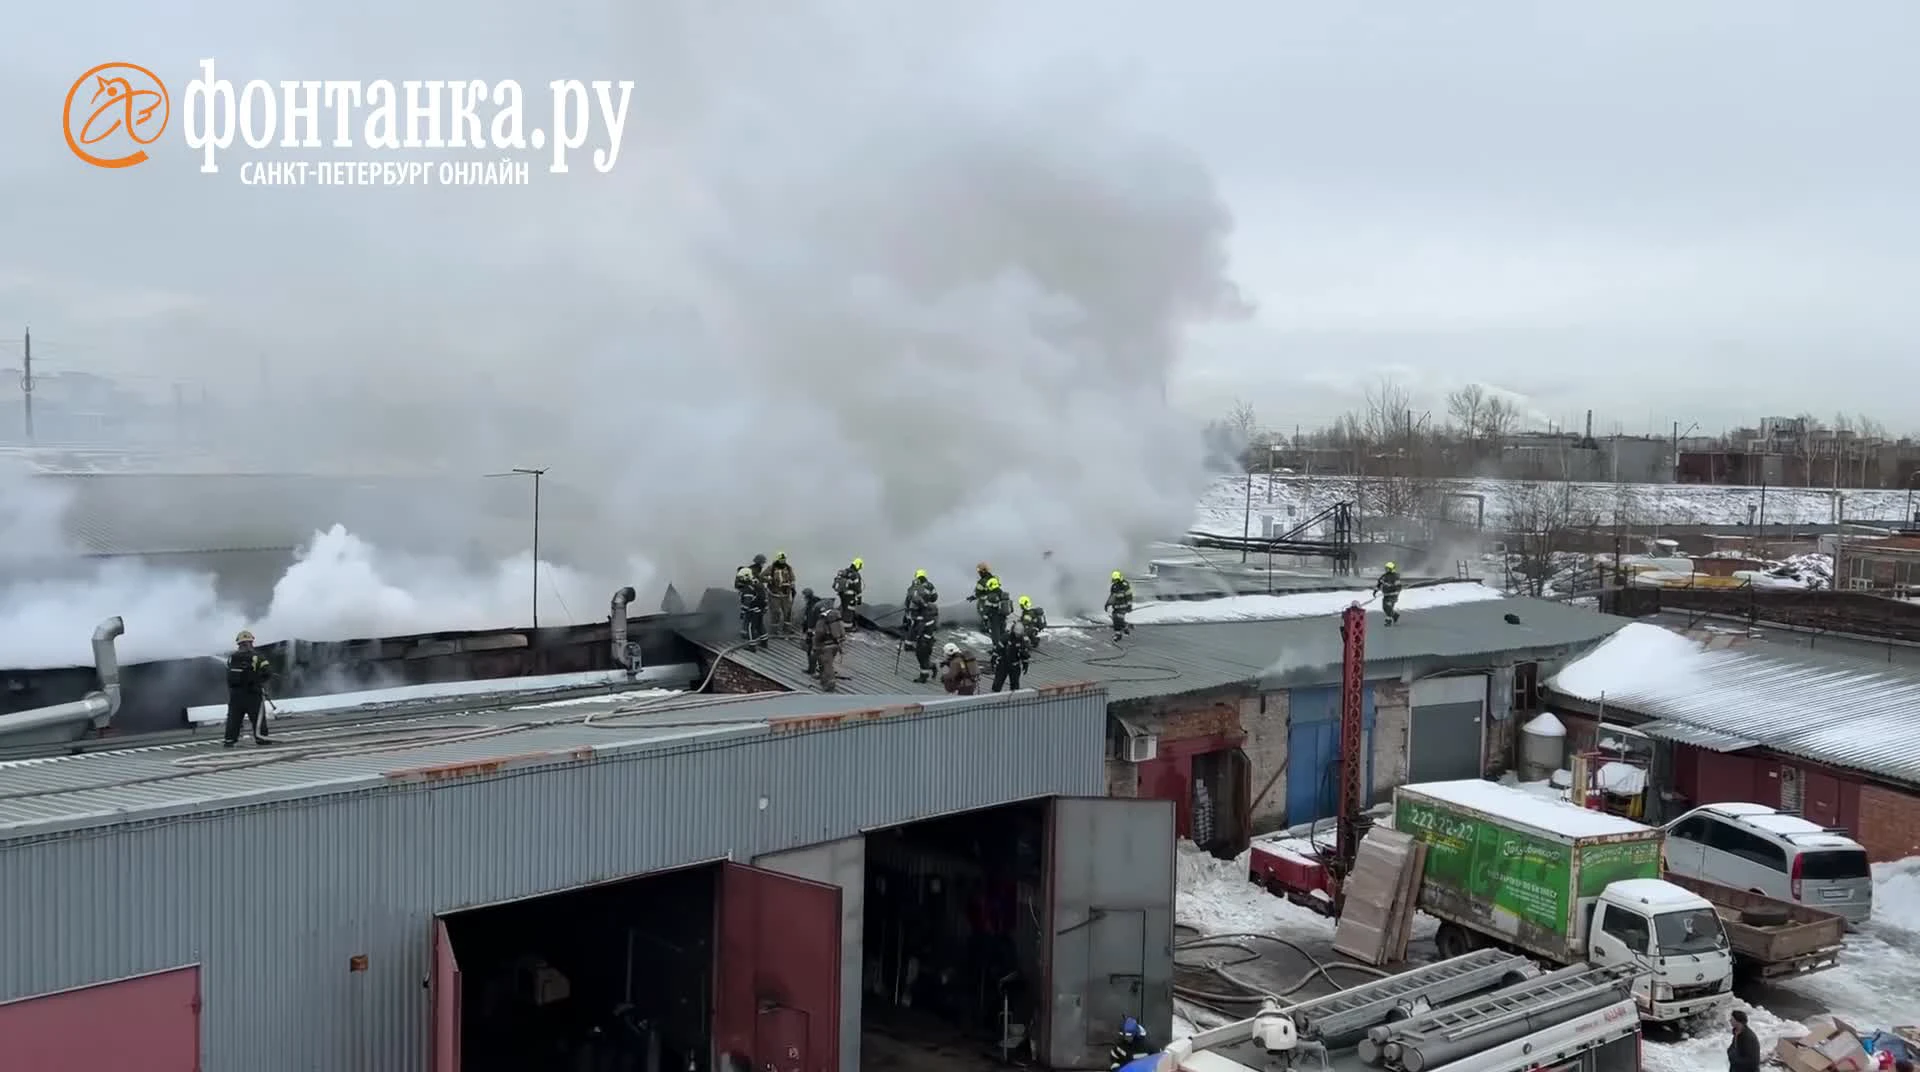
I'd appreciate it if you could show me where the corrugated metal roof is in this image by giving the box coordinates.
[1634,719,1762,752]
[690,592,1627,703]
[1548,641,1920,785]
[0,688,1059,839]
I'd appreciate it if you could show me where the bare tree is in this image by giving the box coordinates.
[1478,394,1519,443]
[1446,384,1489,446]
[1362,375,1415,445]
[1228,399,1259,444]
[1498,478,1582,597]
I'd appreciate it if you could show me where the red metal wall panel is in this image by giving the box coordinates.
[1132,733,1242,839]
[0,966,200,1071]
[1694,752,1775,807]
[713,862,841,1072]
[431,918,462,1072]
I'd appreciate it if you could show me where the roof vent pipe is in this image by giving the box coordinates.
[0,615,125,739]
[610,587,637,673]
[92,615,126,719]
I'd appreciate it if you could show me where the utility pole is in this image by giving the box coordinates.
[21,327,33,442]
[488,466,550,628]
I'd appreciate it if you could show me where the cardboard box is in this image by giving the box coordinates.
[1776,1024,1872,1072]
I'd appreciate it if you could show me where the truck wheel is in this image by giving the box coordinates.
[1740,905,1792,927]
[1436,923,1473,960]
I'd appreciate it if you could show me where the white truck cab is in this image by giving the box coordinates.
[1585,878,1734,1024]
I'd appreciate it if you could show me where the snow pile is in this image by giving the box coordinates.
[1872,857,1920,933]
[1547,622,1706,700]
[1176,842,1332,936]
[1122,581,1502,625]
[1643,1004,1799,1072]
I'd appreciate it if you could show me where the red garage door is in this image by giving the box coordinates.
[0,966,200,1071]
[713,861,841,1072]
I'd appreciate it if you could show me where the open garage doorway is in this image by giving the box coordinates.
[859,799,1049,1072]
[438,865,718,1071]
[431,860,841,1072]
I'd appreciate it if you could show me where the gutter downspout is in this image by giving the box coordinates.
[0,616,126,736]
[610,586,637,674]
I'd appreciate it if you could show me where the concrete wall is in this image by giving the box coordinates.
[754,837,867,1072]
[1372,682,1411,800]
[1243,690,1291,830]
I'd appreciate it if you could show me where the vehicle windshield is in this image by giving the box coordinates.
[1654,908,1728,954]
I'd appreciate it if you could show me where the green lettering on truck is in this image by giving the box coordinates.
[1576,839,1662,895]
[1396,798,1574,935]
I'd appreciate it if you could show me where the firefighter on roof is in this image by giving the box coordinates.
[903,569,940,683]
[1017,594,1047,648]
[1104,571,1134,642]
[975,576,1012,646]
[833,557,865,630]
[224,630,276,748]
[765,551,797,635]
[1375,561,1403,626]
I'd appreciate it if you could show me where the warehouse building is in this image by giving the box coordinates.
[1545,623,1920,861]
[0,686,1173,1072]
[688,590,1625,847]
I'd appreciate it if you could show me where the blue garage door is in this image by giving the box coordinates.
[1285,686,1376,827]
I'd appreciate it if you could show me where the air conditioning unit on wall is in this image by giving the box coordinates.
[1124,732,1158,764]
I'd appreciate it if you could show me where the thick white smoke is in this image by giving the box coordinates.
[4,1,1245,664]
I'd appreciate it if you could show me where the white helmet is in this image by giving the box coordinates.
[943,642,960,657]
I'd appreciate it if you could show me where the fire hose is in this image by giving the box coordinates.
[1173,929,1391,1020]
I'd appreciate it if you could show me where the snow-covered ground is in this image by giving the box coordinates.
[1175,838,1920,1072]
[1108,580,1503,625]
[1195,474,1919,532]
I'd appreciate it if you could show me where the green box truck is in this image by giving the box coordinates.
[1394,780,1734,1025]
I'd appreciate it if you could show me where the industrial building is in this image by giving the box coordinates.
[689,589,1626,850]
[0,685,1174,1072]
[1543,624,1920,861]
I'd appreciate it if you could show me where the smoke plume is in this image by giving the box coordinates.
[3,1,1244,665]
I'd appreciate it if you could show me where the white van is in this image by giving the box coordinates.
[1663,803,1873,925]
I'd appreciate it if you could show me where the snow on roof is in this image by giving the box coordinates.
[1548,622,1705,698]
[1744,812,1824,835]
[1401,779,1654,839]
[1701,802,1774,817]
[1523,712,1566,737]
[1606,878,1710,910]
[1121,581,1503,625]
[1550,633,1920,787]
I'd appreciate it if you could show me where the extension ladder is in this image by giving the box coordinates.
[1292,950,1535,1040]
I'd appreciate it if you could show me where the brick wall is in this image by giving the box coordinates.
[1371,682,1410,802]
[1242,691,1290,831]
[1857,783,1920,861]
[1106,759,1139,797]
[711,657,789,694]
[1154,696,1243,743]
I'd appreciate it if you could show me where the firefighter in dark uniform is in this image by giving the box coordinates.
[223,629,276,747]
[975,576,1012,646]
[904,569,940,683]
[833,557,865,631]
[1017,595,1047,648]
[734,556,770,648]
[1104,571,1134,642]
[991,617,1032,693]
[765,551,798,635]
[1374,561,1403,625]
[799,588,826,675]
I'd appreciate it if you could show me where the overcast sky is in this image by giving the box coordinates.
[4,1,1917,444]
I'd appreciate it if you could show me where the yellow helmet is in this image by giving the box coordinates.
[851,557,863,570]
[1111,570,1124,581]
[1018,595,1032,608]
[235,629,255,644]
[986,577,1001,590]
[914,568,927,579]
[1385,561,1397,571]
[774,551,787,561]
